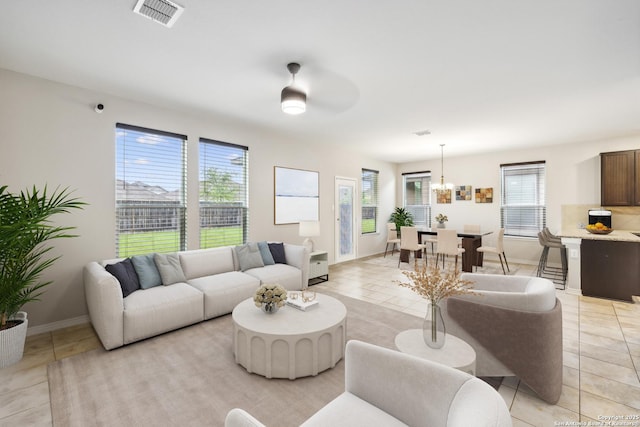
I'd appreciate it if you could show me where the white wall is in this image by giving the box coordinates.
[398,134,640,264]
[0,68,396,327]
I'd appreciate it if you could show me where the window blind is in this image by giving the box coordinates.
[402,171,432,226]
[115,123,187,257]
[500,161,546,237]
[199,138,249,249]
[361,169,379,234]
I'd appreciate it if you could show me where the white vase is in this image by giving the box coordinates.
[437,222,446,228]
[0,311,28,368]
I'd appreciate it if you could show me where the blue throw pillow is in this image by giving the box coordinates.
[105,258,140,297]
[131,253,162,289]
[257,241,275,265]
[268,242,287,264]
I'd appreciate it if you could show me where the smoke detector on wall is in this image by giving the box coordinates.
[133,0,184,28]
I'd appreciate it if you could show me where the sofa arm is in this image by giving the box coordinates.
[224,408,266,427]
[83,262,125,350]
[284,243,310,287]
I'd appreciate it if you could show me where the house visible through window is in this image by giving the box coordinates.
[403,171,432,226]
[361,169,379,234]
[199,138,249,248]
[115,123,187,257]
[500,161,546,237]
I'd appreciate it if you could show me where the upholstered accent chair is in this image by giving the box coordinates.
[225,340,512,427]
[440,273,562,404]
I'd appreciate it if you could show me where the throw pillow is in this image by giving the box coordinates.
[131,253,163,289]
[154,253,187,286]
[235,243,265,272]
[268,242,287,264]
[257,241,275,265]
[105,258,140,298]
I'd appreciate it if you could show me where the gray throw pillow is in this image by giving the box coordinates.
[154,253,187,285]
[131,254,162,289]
[257,241,275,265]
[235,243,265,272]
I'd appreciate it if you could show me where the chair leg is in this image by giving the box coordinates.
[454,255,458,270]
[503,252,510,272]
[498,254,506,275]
[384,243,389,258]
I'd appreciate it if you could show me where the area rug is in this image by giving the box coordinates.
[48,291,423,427]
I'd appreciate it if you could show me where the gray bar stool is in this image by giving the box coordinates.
[536,228,567,289]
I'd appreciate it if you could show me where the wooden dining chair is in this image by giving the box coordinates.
[398,226,427,267]
[384,222,400,257]
[436,229,465,270]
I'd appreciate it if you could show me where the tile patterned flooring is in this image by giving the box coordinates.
[2,253,640,426]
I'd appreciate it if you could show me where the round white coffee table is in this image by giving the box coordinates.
[232,293,347,379]
[395,329,476,375]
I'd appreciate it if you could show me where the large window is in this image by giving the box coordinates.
[115,123,187,257]
[403,171,431,226]
[199,138,249,248]
[501,161,546,237]
[361,169,379,234]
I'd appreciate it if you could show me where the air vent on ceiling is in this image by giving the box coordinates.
[133,0,184,28]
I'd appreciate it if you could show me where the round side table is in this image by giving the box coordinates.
[395,329,476,375]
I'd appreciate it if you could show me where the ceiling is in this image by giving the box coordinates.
[1,1,639,163]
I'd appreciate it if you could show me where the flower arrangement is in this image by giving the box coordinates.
[395,263,474,305]
[253,284,288,308]
[435,213,448,224]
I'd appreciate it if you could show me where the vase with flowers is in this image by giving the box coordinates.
[253,284,288,314]
[435,213,448,228]
[396,264,474,348]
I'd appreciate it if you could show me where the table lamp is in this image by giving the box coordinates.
[299,220,320,252]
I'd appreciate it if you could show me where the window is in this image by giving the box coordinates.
[199,138,249,248]
[115,123,187,257]
[402,171,432,226]
[501,161,546,237]
[361,169,379,234]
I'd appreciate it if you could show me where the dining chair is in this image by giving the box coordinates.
[476,228,509,274]
[435,229,465,270]
[398,226,427,267]
[384,222,400,257]
[459,224,481,247]
[423,233,438,255]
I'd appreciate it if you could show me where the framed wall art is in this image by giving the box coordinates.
[436,189,452,204]
[455,185,472,201]
[475,187,493,203]
[274,166,319,224]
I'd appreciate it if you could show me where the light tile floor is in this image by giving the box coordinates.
[2,253,640,426]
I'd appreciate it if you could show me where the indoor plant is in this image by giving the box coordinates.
[0,185,84,367]
[396,263,474,348]
[389,207,414,237]
[253,283,288,314]
[435,213,448,228]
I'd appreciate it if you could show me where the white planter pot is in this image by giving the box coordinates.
[0,311,28,368]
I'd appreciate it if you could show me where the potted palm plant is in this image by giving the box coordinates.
[389,207,414,237]
[0,185,84,368]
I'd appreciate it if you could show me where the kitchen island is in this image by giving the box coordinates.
[559,229,640,301]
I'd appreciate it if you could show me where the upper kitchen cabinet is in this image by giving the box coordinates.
[601,150,640,206]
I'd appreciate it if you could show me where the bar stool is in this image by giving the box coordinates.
[536,229,567,289]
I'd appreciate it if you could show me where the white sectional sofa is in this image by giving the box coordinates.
[84,243,309,350]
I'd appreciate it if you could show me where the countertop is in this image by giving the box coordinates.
[559,229,640,242]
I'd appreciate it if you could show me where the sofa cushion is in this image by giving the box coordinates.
[154,253,187,285]
[244,264,303,291]
[257,241,275,265]
[105,258,140,297]
[301,393,405,427]
[131,254,162,289]
[235,243,265,272]
[188,271,260,319]
[268,242,287,264]
[179,247,235,280]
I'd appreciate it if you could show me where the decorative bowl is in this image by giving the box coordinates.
[586,228,613,234]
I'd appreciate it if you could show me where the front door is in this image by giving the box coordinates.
[335,177,357,263]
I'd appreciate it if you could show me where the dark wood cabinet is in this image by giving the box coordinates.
[581,239,640,301]
[601,150,639,206]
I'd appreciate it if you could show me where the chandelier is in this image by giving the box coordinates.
[431,144,454,193]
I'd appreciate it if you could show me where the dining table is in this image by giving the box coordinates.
[417,228,492,272]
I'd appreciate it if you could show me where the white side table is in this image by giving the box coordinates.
[395,329,476,375]
[309,250,329,285]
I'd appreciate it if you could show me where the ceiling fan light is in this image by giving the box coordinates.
[281,86,306,115]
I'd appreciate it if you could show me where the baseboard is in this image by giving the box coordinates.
[27,315,91,336]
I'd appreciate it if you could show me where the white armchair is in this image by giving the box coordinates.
[225,340,512,427]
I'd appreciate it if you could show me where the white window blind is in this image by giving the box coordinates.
[361,169,379,234]
[115,123,187,257]
[199,138,249,249]
[402,171,432,226]
[500,161,546,237]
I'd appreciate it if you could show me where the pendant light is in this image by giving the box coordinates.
[281,62,306,115]
[431,144,454,193]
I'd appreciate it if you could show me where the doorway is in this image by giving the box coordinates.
[335,177,357,263]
